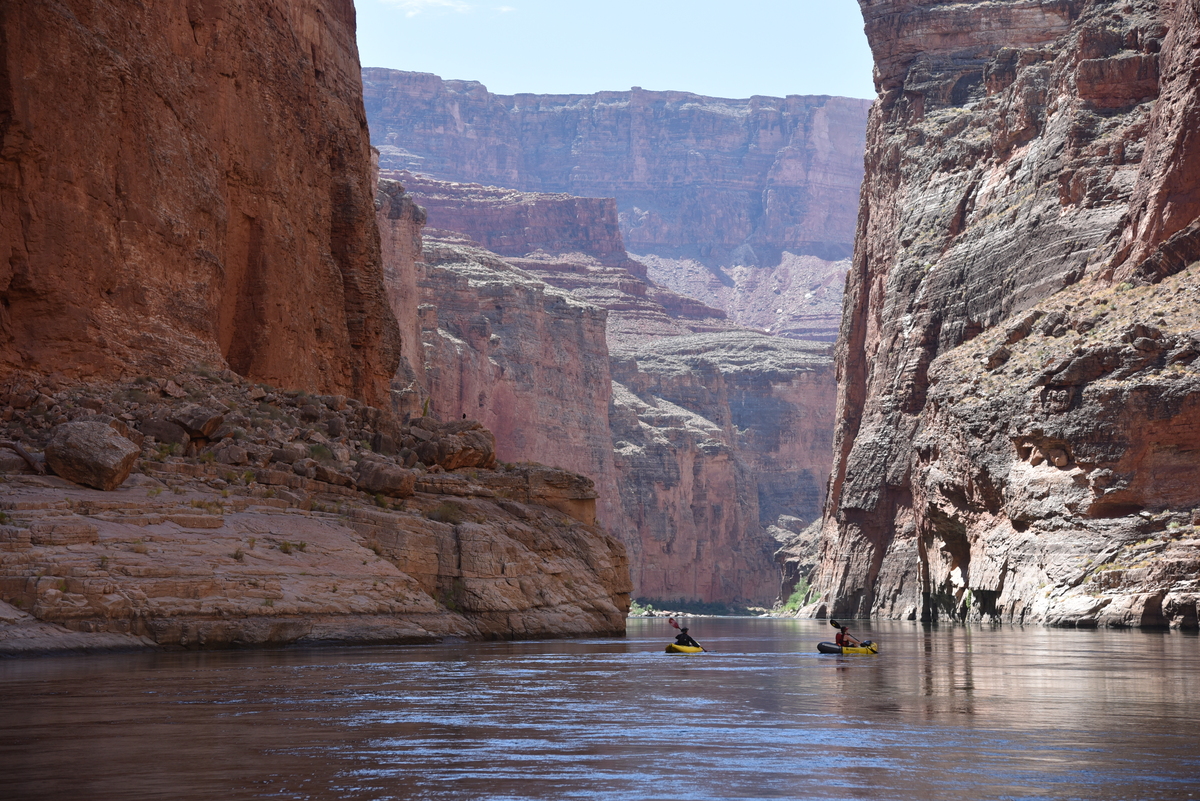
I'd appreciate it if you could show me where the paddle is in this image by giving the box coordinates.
[668,617,706,651]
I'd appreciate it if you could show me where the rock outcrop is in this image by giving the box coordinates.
[0,370,630,655]
[1,0,400,407]
[362,69,870,340]
[796,0,1200,629]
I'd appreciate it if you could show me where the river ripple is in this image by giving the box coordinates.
[1,618,1197,800]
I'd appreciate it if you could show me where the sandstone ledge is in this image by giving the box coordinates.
[0,371,630,655]
[0,469,628,656]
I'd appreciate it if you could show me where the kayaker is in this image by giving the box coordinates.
[835,625,861,648]
[674,627,701,648]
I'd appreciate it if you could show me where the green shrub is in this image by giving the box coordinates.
[629,599,655,615]
[425,501,464,525]
[782,579,811,613]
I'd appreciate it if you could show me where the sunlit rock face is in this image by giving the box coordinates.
[0,370,631,655]
[795,0,1200,629]
[382,174,837,604]
[416,241,626,537]
[361,69,870,341]
[1,0,400,407]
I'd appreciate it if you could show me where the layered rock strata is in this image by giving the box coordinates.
[611,333,835,602]
[1,0,400,407]
[416,241,625,533]
[796,0,1200,628]
[384,175,837,603]
[362,70,870,339]
[391,171,738,348]
[0,369,630,655]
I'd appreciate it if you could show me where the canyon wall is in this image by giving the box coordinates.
[361,70,870,340]
[417,241,625,535]
[387,174,836,603]
[795,0,1200,628]
[376,178,427,409]
[611,333,835,602]
[0,1,632,651]
[1,0,399,407]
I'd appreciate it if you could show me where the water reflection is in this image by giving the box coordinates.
[1,619,1197,800]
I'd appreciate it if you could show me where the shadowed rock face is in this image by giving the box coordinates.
[361,69,870,340]
[796,0,1200,629]
[611,334,835,602]
[1,0,400,407]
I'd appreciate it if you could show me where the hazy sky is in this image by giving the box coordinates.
[355,0,876,100]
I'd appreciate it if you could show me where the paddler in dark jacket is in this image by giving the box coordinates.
[674,627,701,648]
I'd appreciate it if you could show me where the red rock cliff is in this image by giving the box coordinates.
[361,69,870,340]
[798,0,1200,629]
[1,0,400,406]
[382,174,836,604]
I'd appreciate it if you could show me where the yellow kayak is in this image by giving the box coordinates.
[817,641,878,655]
[665,643,704,654]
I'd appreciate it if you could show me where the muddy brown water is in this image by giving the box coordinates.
[1,618,1197,800]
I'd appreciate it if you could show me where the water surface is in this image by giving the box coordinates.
[1,618,1197,800]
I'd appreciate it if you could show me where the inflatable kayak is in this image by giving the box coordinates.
[665,643,704,654]
[817,640,878,655]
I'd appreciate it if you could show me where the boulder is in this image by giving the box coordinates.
[415,440,439,465]
[356,461,416,498]
[215,444,248,465]
[271,444,308,464]
[434,428,496,470]
[44,422,140,491]
[371,432,399,455]
[313,464,353,487]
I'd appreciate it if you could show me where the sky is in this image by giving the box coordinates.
[355,0,876,100]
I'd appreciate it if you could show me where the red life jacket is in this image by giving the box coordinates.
[836,631,848,646]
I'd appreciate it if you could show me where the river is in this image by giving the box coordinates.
[1,618,1197,800]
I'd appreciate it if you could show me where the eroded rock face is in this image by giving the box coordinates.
[0,372,630,654]
[612,333,835,603]
[800,0,1200,628]
[388,171,738,349]
[362,70,870,340]
[1,0,400,407]
[417,242,624,531]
